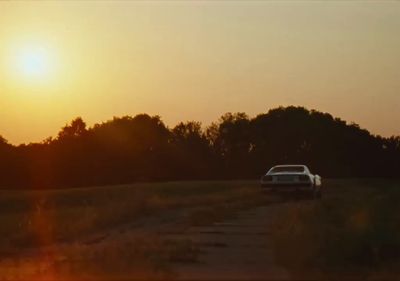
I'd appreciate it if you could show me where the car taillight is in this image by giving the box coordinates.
[299,175,309,181]
[263,175,273,181]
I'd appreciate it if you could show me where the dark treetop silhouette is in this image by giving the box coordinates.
[0,106,399,189]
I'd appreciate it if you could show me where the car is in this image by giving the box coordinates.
[260,165,322,198]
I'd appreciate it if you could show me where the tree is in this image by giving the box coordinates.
[57,117,87,140]
[171,121,215,179]
[0,106,399,188]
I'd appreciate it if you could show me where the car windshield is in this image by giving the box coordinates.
[271,166,305,173]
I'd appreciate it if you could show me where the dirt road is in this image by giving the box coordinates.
[165,204,290,280]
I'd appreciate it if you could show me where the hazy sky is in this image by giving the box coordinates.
[0,1,399,144]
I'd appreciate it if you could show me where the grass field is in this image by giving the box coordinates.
[0,180,273,279]
[1,179,400,279]
[271,178,400,279]
[0,181,267,250]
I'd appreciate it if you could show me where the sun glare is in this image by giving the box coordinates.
[15,46,53,80]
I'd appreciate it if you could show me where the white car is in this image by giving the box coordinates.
[260,165,322,198]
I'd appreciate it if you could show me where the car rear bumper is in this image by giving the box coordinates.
[261,182,313,189]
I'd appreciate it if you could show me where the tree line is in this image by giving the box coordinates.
[0,106,399,189]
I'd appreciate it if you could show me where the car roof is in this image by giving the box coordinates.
[272,165,307,168]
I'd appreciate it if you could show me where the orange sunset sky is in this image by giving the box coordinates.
[0,1,399,144]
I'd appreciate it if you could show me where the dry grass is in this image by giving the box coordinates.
[0,181,261,251]
[0,234,200,280]
[7,179,400,279]
[0,180,271,279]
[271,179,400,278]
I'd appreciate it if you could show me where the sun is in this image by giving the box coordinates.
[3,40,60,92]
[18,47,49,77]
[15,45,53,80]
[19,50,47,76]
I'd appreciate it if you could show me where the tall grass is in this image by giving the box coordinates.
[0,181,261,253]
[0,180,272,279]
[271,179,400,278]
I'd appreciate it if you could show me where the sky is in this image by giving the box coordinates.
[0,1,399,144]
